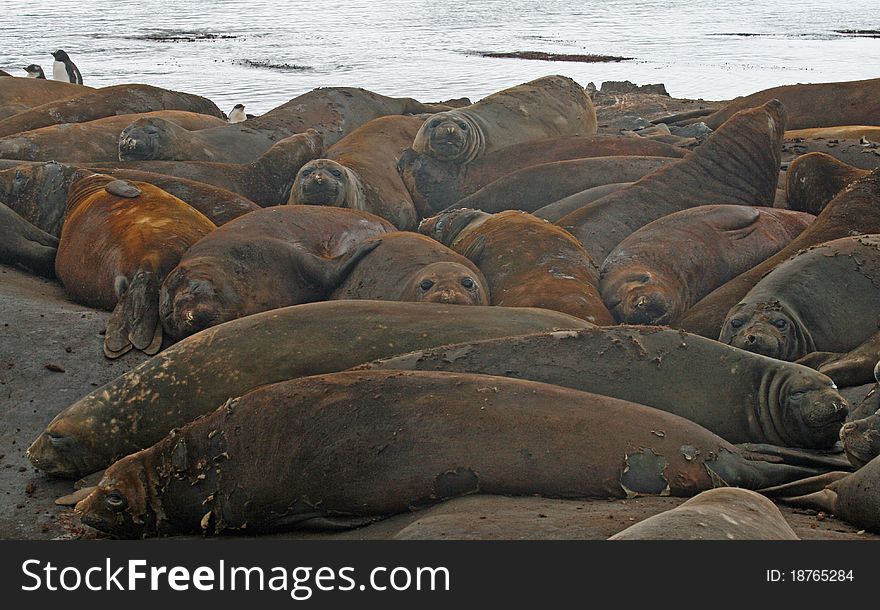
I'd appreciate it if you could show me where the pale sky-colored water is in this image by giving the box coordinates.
[1,0,879,114]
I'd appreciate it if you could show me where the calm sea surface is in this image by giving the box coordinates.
[1,0,879,114]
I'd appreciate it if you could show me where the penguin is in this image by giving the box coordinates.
[51,50,82,85]
[23,64,46,79]
[228,103,247,123]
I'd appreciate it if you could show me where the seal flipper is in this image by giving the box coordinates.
[104,270,162,359]
[295,240,381,289]
[758,471,850,499]
[736,443,853,471]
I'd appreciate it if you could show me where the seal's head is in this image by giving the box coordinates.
[840,412,880,468]
[720,301,811,361]
[75,454,155,538]
[402,262,489,305]
[28,422,98,479]
[119,117,180,161]
[418,208,488,246]
[600,265,681,325]
[412,111,483,164]
[290,159,353,206]
[775,367,847,448]
[0,161,76,235]
[159,265,234,341]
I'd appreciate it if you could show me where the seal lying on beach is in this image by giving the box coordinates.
[360,326,848,448]
[0,201,58,277]
[159,206,393,340]
[719,235,880,364]
[0,84,223,139]
[419,209,611,324]
[0,111,225,162]
[27,300,592,478]
[609,488,798,540]
[118,87,452,163]
[399,135,685,216]
[557,100,785,264]
[73,370,825,537]
[330,232,489,306]
[0,77,91,121]
[599,205,814,325]
[676,169,880,340]
[55,173,216,357]
[785,153,869,215]
[290,115,423,229]
[412,75,596,166]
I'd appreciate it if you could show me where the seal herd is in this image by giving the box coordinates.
[2,69,880,539]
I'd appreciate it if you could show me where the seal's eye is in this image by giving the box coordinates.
[419,279,435,291]
[457,122,468,131]
[105,491,127,510]
[461,277,475,289]
[300,168,313,177]
[429,119,442,128]
[730,318,744,329]
[789,390,807,400]
[330,169,343,178]
[773,318,788,329]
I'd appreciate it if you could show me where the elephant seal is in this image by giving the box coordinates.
[0,161,259,236]
[443,156,674,215]
[677,169,880,339]
[0,111,225,162]
[398,135,686,215]
[361,326,847,448]
[73,369,824,537]
[118,87,452,163]
[0,77,91,121]
[97,129,323,206]
[420,209,611,324]
[0,84,223,139]
[290,115,422,229]
[786,153,869,215]
[787,126,880,141]
[784,137,880,171]
[609,488,798,540]
[412,75,596,166]
[798,332,880,389]
[159,206,393,340]
[557,100,785,263]
[720,235,880,363]
[600,205,814,325]
[56,173,216,358]
[27,301,592,478]
[840,409,880,469]
[0,201,58,277]
[689,78,880,131]
[330,232,489,305]
[533,182,632,222]
[764,454,880,534]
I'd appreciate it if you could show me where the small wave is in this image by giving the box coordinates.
[468,50,633,63]
[233,59,313,72]
[128,30,240,42]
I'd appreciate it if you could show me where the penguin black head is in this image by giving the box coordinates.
[233,104,244,110]
[52,50,71,62]
[23,64,46,78]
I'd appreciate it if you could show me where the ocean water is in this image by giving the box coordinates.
[1,0,879,115]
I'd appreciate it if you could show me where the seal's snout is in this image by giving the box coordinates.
[27,431,93,478]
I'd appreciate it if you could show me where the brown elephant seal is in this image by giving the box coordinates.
[0,84,223,139]
[609,488,798,540]
[786,152,869,215]
[0,201,58,277]
[600,205,814,325]
[0,111,225,162]
[56,173,216,358]
[159,206,393,340]
[443,156,674,215]
[27,300,592,478]
[557,100,785,264]
[420,209,612,324]
[764,454,880,534]
[290,115,422,229]
[688,78,880,131]
[798,332,880,389]
[677,169,880,339]
[720,235,880,363]
[118,87,452,164]
[784,137,880,171]
[787,126,880,140]
[0,77,92,120]
[840,409,880,469]
[73,369,824,537]
[0,161,259,236]
[330,231,488,305]
[94,129,323,206]
[412,75,596,166]
[361,326,848,448]
[398,135,686,215]
[533,182,632,222]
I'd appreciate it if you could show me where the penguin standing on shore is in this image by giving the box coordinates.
[23,64,46,79]
[51,50,82,84]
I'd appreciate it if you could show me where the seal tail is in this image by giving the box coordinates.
[104,270,162,359]
[298,240,380,288]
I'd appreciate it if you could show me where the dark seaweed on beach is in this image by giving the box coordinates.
[233,59,314,72]
[476,51,632,63]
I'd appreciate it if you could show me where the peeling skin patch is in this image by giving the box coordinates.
[620,448,671,498]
